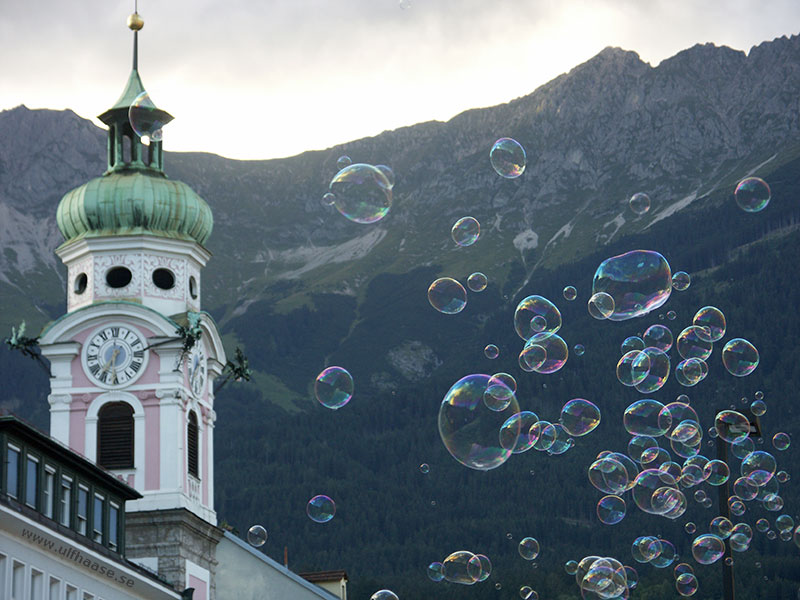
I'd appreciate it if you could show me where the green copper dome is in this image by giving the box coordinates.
[57,171,213,246]
[57,66,213,247]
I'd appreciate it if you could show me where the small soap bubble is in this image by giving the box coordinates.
[306,495,336,523]
[427,562,444,582]
[336,155,352,170]
[773,432,791,451]
[734,177,771,212]
[563,285,577,301]
[667,310,677,320]
[321,192,336,206]
[672,271,691,291]
[629,192,651,215]
[518,537,540,560]
[375,165,395,188]
[370,591,399,600]
[621,336,645,353]
[573,344,585,356]
[490,137,526,178]
[484,344,500,359]
[467,272,488,292]
[419,463,430,474]
[588,292,615,320]
[314,366,354,409]
[685,522,696,534]
[596,495,626,525]
[247,524,267,547]
[428,277,467,314]
[722,339,759,377]
[451,216,481,247]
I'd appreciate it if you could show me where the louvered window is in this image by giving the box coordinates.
[187,411,199,478]
[97,402,134,469]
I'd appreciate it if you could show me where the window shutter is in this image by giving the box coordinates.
[97,402,134,469]
[187,411,199,478]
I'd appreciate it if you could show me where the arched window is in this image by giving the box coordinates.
[97,402,134,469]
[187,411,199,478]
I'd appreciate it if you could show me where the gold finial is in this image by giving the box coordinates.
[127,12,144,31]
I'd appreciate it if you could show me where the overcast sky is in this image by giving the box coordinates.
[1,1,799,160]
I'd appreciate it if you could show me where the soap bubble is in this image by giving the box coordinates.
[633,348,671,393]
[772,432,790,451]
[750,400,767,417]
[501,411,541,454]
[306,495,336,523]
[675,358,705,387]
[573,344,585,356]
[519,586,533,599]
[714,410,750,444]
[490,137,526,178]
[443,551,482,585]
[675,573,698,596]
[129,91,165,142]
[731,437,755,459]
[514,295,562,339]
[485,373,516,411]
[419,463,430,474]
[565,560,579,575]
[643,324,674,352]
[375,164,395,187]
[321,192,336,206]
[672,271,691,291]
[592,250,672,320]
[336,155,352,170]
[631,536,662,563]
[451,216,481,247]
[722,339,759,376]
[518,537,540,560]
[484,344,499,360]
[563,285,577,301]
[621,336,645,353]
[545,423,572,455]
[596,495,626,525]
[370,592,398,600]
[691,534,725,565]
[776,515,795,533]
[427,562,444,582]
[676,326,713,361]
[560,398,600,436]
[628,435,658,464]
[428,278,467,314]
[734,177,771,212]
[685,522,697,534]
[588,456,631,495]
[693,306,726,342]
[438,374,519,470]
[588,292,615,320]
[703,460,730,486]
[467,272,488,292]
[710,516,734,539]
[314,367,354,409]
[524,332,568,374]
[629,192,651,215]
[741,451,776,486]
[518,343,547,372]
[667,310,677,320]
[474,554,492,582]
[247,524,267,547]
[329,163,392,224]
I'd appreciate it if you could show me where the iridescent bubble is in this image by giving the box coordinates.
[672,271,691,291]
[129,91,165,142]
[643,324,674,352]
[691,534,725,565]
[734,177,771,212]
[755,390,764,400]
[750,399,767,416]
[474,554,492,582]
[565,560,579,575]
[625,399,670,437]
[519,585,533,599]
[621,336,645,353]
[428,277,467,314]
[337,155,352,170]
[329,163,392,224]
[667,310,677,320]
[592,250,672,321]
[518,343,547,372]
[692,307,726,342]
[247,524,267,547]
[741,451,777,486]
[438,374,520,471]
[674,563,694,578]
[427,562,444,582]
[617,350,650,387]
[531,421,556,452]
[776,470,789,483]
[484,344,499,360]
[775,515,795,533]
[563,285,577,301]
[661,402,700,442]
[524,332,568,374]
[731,436,755,459]
[756,518,770,532]
[502,411,541,454]
[629,192,651,215]
[467,272,488,292]
[685,522,697,534]
[631,536,662,563]
[443,551,482,585]
[370,591,398,600]
[675,358,705,387]
[588,292,615,320]
[597,495,626,525]
[519,537,540,560]
[375,164,395,188]
[676,326,713,361]
[710,516,734,539]
[306,495,336,523]
[490,137,526,178]
[628,435,658,464]
[703,460,730,486]
[321,192,336,206]
[772,432,791,451]
[633,347,670,393]
[560,398,600,437]
[714,410,750,444]
[573,344,585,356]
[588,456,631,495]
[451,216,481,247]
[625,565,639,590]
[631,469,680,515]
[314,366,354,409]
[722,338,759,377]
[650,540,677,567]
[733,476,759,500]
[730,523,753,551]
[676,573,699,597]
[419,463,430,474]
[514,295,562,339]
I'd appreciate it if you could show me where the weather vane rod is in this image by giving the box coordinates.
[127,0,144,71]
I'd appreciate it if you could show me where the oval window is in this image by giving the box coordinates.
[152,268,175,290]
[106,267,132,289]
[189,276,198,299]
[74,273,88,295]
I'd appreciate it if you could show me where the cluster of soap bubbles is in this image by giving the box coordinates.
[427,550,492,585]
[325,159,395,224]
[567,556,637,600]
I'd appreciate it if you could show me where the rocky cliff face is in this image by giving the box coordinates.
[1,34,799,331]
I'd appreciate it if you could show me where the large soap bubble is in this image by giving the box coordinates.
[490,138,526,178]
[560,398,600,437]
[329,163,392,224]
[129,91,165,142]
[438,374,520,471]
[443,551,482,585]
[734,177,771,212]
[314,366,354,409]
[428,277,467,314]
[722,338,759,377]
[514,295,562,339]
[592,250,672,321]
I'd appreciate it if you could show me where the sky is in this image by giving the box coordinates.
[1,0,799,160]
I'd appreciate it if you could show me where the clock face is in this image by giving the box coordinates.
[83,325,147,388]
[188,344,207,397]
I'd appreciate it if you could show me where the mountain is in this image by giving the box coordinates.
[3,34,800,598]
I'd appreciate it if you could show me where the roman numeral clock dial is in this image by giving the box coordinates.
[82,325,148,388]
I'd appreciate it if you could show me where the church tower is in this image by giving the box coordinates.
[38,10,224,598]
